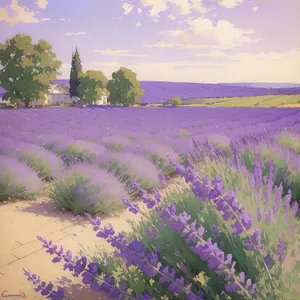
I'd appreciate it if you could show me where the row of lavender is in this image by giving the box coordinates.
[0,107,300,208]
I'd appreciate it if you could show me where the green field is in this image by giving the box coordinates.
[181,94,300,107]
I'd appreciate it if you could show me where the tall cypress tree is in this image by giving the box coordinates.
[69,47,82,97]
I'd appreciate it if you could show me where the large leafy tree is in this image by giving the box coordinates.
[0,34,62,107]
[78,70,109,105]
[107,67,144,106]
[69,47,82,98]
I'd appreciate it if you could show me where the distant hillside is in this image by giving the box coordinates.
[139,81,300,103]
[1,80,300,104]
[222,83,300,88]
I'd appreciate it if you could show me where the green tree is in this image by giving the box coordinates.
[107,67,144,106]
[78,70,109,105]
[69,47,82,98]
[0,34,62,107]
[171,96,183,106]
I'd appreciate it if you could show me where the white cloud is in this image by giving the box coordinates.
[186,17,259,47]
[160,29,185,36]
[144,41,179,48]
[147,18,259,49]
[139,0,210,19]
[137,7,143,14]
[136,21,142,27]
[212,14,217,17]
[0,0,50,25]
[144,42,233,49]
[168,14,176,20]
[122,2,134,15]
[90,49,148,57]
[64,32,87,36]
[153,19,159,23]
[218,0,244,9]
[253,6,259,12]
[36,0,48,9]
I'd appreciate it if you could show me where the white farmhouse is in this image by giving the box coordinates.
[94,94,108,105]
[31,84,72,106]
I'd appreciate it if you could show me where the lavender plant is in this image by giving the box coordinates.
[54,140,107,166]
[49,165,127,214]
[94,152,161,193]
[0,154,43,201]
[15,143,64,180]
[101,135,132,151]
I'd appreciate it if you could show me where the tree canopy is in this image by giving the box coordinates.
[0,34,62,107]
[78,70,109,105]
[107,67,144,106]
[69,47,82,98]
[171,96,183,106]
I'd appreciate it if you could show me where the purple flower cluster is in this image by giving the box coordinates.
[85,214,205,300]
[23,269,67,300]
[36,236,131,299]
[127,180,161,209]
[160,204,258,297]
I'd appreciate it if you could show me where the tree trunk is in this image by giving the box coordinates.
[24,99,31,108]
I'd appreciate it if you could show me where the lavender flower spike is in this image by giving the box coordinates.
[23,269,68,300]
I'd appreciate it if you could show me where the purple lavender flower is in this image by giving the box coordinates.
[253,161,263,189]
[122,197,140,214]
[210,224,220,237]
[158,173,167,186]
[277,237,286,262]
[23,269,67,300]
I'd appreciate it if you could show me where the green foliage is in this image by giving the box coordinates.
[78,70,109,105]
[171,99,178,106]
[107,67,144,106]
[275,133,300,154]
[179,129,192,138]
[69,47,82,98]
[0,34,62,107]
[172,96,183,106]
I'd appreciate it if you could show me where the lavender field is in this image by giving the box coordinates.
[1,106,300,299]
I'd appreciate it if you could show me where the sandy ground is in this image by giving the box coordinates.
[0,193,144,300]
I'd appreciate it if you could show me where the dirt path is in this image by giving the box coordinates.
[0,194,144,300]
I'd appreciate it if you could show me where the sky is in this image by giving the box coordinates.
[0,0,299,83]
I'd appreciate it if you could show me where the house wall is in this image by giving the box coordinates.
[0,96,11,107]
[49,94,72,105]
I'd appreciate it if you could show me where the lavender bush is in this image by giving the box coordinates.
[54,140,107,167]
[14,143,64,180]
[275,132,300,154]
[125,142,185,177]
[49,164,128,214]
[239,142,300,204]
[0,154,43,201]
[35,134,75,151]
[101,135,132,151]
[94,152,161,193]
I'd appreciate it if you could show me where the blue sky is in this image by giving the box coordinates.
[0,0,299,83]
